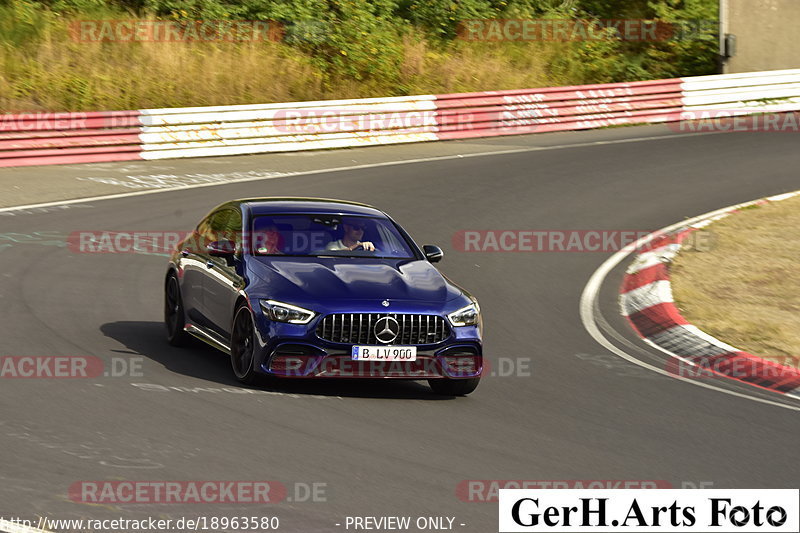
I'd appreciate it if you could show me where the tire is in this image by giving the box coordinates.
[164,273,190,347]
[230,303,259,385]
[428,377,480,396]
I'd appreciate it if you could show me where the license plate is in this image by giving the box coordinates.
[351,345,417,361]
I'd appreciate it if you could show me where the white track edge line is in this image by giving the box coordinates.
[0,130,724,214]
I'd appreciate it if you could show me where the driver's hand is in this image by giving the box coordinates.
[352,241,375,251]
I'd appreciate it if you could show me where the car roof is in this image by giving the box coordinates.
[237,197,387,217]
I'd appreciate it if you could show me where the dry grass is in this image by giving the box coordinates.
[671,195,800,365]
[0,21,325,111]
[399,36,562,95]
[0,12,574,112]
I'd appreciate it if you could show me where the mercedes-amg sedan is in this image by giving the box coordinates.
[164,198,483,395]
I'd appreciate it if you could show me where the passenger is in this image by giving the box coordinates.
[325,219,375,251]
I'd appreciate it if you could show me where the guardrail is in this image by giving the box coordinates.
[2,68,800,167]
[0,111,141,167]
[138,96,439,160]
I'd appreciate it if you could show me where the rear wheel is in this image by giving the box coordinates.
[230,304,258,385]
[164,274,190,346]
[428,377,480,396]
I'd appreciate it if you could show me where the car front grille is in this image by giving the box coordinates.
[316,313,450,345]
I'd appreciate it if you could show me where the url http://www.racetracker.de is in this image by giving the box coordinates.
[0,515,281,532]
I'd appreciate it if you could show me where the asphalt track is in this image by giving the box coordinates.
[1,125,798,532]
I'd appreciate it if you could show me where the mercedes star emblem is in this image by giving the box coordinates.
[373,316,400,344]
[382,300,390,307]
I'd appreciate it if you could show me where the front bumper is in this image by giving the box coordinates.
[251,307,482,379]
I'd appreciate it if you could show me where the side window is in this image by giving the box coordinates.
[192,214,215,254]
[196,215,213,240]
[378,224,406,254]
[208,208,242,246]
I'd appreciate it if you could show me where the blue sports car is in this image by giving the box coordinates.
[164,198,482,395]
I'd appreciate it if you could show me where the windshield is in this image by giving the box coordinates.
[251,214,418,259]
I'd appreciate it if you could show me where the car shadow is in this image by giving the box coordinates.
[100,321,455,400]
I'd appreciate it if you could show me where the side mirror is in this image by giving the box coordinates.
[423,245,444,263]
[207,240,236,258]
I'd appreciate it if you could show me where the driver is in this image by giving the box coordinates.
[254,223,283,255]
[325,219,375,251]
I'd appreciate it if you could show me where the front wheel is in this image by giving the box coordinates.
[428,377,480,396]
[230,304,259,385]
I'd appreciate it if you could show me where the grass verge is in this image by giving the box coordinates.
[671,195,800,365]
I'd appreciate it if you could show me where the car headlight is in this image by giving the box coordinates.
[447,302,480,327]
[260,300,316,324]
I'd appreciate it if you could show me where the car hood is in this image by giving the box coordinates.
[247,256,463,304]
